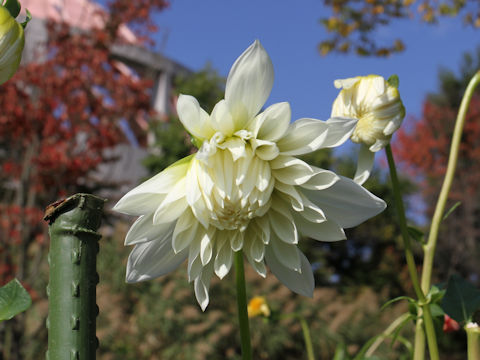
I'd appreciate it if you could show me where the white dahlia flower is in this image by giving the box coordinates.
[331,75,405,185]
[114,41,386,310]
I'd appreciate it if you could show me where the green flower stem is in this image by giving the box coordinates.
[44,193,105,360]
[234,250,252,360]
[466,324,480,360]
[420,71,480,294]
[385,145,439,360]
[365,312,411,357]
[298,315,315,360]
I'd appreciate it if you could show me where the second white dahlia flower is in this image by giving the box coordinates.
[114,41,386,310]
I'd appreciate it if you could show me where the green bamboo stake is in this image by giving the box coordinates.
[43,193,105,360]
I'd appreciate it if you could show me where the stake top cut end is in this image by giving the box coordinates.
[44,193,106,225]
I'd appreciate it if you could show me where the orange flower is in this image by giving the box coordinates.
[247,296,270,318]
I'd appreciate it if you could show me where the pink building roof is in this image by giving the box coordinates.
[21,0,137,42]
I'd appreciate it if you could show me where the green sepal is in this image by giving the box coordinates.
[190,134,204,149]
[442,274,480,324]
[387,74,399,88]
[3,0,20,18]
[20,8,30,28]
[443,201,461,221]
[407,226,425,245]
[0,278,32,321]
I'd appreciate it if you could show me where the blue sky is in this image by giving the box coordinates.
[153,0,478,122]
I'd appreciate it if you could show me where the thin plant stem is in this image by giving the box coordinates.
[298,316,315,360]
[413,318,426,360]
[466,324,480,360]
[234,250,252,360]
[415,71,480,360]
[385,145,439,360]
[420,71,480,293]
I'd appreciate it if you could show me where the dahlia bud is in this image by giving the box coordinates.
[0,3,25,85]
[330,74,405,184]
[332,74,405,152]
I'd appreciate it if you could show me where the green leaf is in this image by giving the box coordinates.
[442,274,480,323]
[407,226,425,244]
[391,314,414,347]
[387,74,399,88]
[429,303,445,318]
[0,279,32,321]
[381,296,415,311]
[3,0,20,18]
[442,201,461,221]
[427,284,446,304]
[20,8,31,29]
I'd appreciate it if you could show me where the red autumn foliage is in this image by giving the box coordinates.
[395,96,480,201]
[1,0,169,357]
[0,4,168,356]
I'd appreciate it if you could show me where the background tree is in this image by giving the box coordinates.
[395,47,480,284]
[0,1,168,358]
[319,0,480,56]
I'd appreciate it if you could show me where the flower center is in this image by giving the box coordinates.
[196,135,274,232]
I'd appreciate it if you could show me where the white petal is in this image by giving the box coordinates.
[125,213,175,246]
[271,156,314,185]
[270,233,301,271]
[200,228,215,265]
[334,77,360,89]
[153,197,188,225]
[113,156,192,216]
[250,138,279,161]
[302,175,386,228]
[323,117,358,148]
[269,197,298,244]
[210,99,235,136]
[296,193,327,224]
[293,212,346,241]
[223,137,246,161]
[187,229,205,281]
[194,262,214,311]
[245,253,267,278]
[172,209,199,253]
[230,231,244,251]
[301,166,340,190]
[250,238,265,262]
[276,118,330,156]
[354,144,375,185]
[177,94,215,140]
[214,236,234,279]
[253,102,291,141]
[225,40,274,125]
[126,236,188,283]
[254,216,270,244]
[265,246,314,297]
[274,182,304,211]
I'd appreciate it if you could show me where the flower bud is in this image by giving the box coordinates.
[331,74,405,152]
[0,5,25,85]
